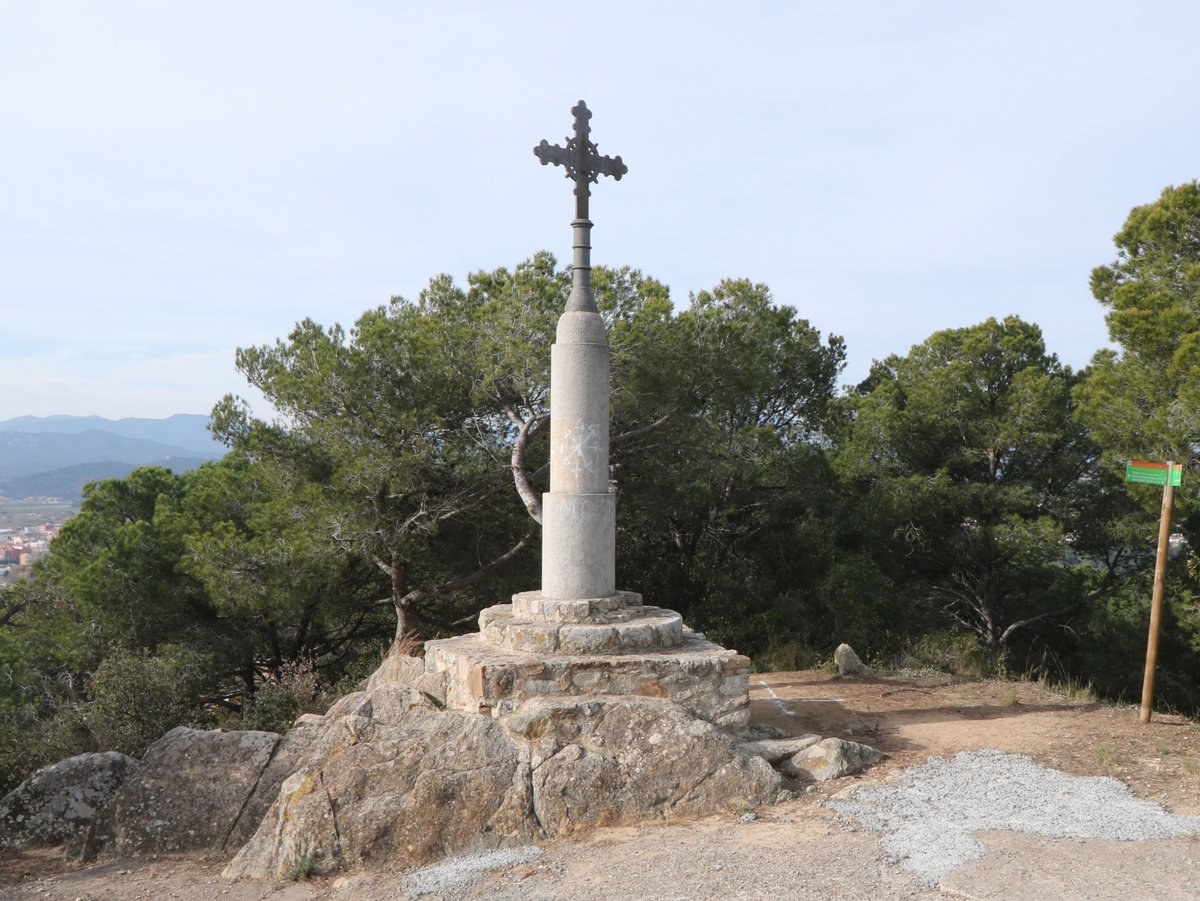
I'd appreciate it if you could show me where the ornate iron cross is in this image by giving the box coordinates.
[535,100,627,221]
[534,101,627,314]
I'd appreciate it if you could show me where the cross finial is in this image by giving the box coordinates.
[534,101,626,313]
[535,100,627,220]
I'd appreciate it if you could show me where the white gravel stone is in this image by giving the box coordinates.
[826,748,1200,884]
[401,846,545,897]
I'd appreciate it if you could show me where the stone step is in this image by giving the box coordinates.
[508,589,642,623]
[480,605,684,655]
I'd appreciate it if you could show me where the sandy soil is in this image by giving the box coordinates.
[2,671,1198,900]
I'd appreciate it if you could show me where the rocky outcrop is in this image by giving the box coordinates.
[508,696,783,833]
[75,719,321,860]
[216,574,767,877]
[0,751,137,850]
[224,683,785,881]
[229,716,325,850]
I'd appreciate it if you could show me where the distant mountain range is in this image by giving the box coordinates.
[0,415,226,502]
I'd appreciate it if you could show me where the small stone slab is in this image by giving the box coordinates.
[738,735,821,763]
[779,737,883,781]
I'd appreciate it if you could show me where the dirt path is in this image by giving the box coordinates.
[3,672,1198,900]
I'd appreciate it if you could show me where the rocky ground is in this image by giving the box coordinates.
[3,670,1199,900]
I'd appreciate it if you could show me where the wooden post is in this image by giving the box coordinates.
[1139,461,1175,724]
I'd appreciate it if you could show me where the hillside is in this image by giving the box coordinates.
[0,431,221,481]
[0,458,213,501]
[0,414,222,456]
[0,415,226,502]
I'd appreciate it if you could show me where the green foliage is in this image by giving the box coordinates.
[892,629,991,678]
[750,640,829,674]
[615,279,848,655]
[1072,182,1200,713]
[837,316,1124,661]
[0,452,393,790]
[40,466,206,653]
[1089,181,1200,372]
[1068,569,1200,714]
[0,707,55,793]
[287,834,317,881]
[212,254,578,644]
[1076,181,1200,518]
[235,658,343,733]
[0,645,217,791]
[210,256,850,658]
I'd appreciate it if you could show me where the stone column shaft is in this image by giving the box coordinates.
[541,309,615,600]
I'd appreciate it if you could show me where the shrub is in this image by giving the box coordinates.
[83,645,216,755]
[751,640,828,673]
[887,629,991,677]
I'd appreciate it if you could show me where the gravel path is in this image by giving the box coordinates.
[825,749,1200,884]
[423,820,942,901]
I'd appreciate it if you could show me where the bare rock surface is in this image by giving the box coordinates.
[75,727,302,860]
[228,717,327,852]
[225,682,785,880]
[0,752,137,850]
[510,696,783,833]
[224,684,533,881]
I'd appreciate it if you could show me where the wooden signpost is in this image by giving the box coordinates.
[1126,460,1179,724]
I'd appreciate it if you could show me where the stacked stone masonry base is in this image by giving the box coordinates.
[391,590,752,735]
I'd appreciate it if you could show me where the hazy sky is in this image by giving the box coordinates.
[3,2,1197,420]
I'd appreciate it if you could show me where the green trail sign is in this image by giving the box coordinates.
[1125,459,1180,724]
[1125,460,1183,487]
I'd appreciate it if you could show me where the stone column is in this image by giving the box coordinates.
[541,312,616,599]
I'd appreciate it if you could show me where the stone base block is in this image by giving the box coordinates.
[422,631,751,734]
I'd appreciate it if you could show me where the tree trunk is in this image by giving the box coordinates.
[390,553,420,655]
[241,656,256,705]
[392,600,418,654]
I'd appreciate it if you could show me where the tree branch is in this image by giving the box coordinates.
[413,606,475,635]
[373,556,394,579]
[0,597,29,629]
[395,524,540,608]
[613,411,672,445]
[509,409,548,523]
[997,557,1124,648]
